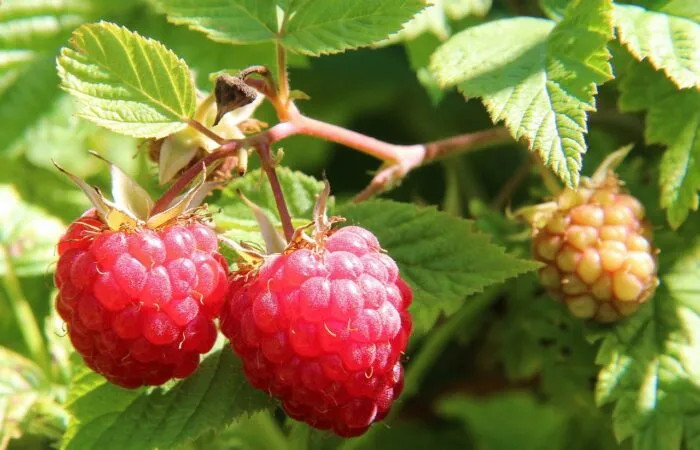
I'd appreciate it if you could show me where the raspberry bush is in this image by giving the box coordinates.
[0,1,698,449]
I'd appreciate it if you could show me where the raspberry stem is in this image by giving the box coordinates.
[258,143,295,241]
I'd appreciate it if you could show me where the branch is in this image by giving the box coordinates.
[292,115,412,163]
[289,117,512,201]
[353,127,513,202]
[160,116,512,213]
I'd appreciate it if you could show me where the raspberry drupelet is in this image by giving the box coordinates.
[55,211,228,388]
[221,225,412,437]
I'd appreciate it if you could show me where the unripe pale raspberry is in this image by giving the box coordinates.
[532,174,658,323]
[55,212,228,388]
[221,226,412,437]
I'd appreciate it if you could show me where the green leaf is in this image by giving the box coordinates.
[0,185,65,277]
[614,4,700,90]
[439,392,569,450]
[282,0,426,55]
[337,200,540,334]
[150,0,279,45]
[431,0,614,187]
[618,62,700,228]
[57,22,196,139]
[187,411,288,450]
[154,0,425,56]
[128,11,281,88]
[61,342,272,450]
[594,229,700,450]
[213,168,326,248]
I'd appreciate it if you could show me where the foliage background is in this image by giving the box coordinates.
[1,0,699,449]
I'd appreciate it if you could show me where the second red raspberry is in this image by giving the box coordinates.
[221,226,413,437]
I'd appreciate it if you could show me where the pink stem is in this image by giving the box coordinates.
[422,127,512,162]
[155,115,511,215]
[292,115,408,162]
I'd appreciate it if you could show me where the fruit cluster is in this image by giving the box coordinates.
[54,172,411,437]
[532,174,658,322]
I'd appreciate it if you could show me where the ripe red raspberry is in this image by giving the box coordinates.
[532,173,658,322]
[55,211,228,388]
[221,226,412,437]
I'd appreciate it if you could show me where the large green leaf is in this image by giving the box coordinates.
[57,22,196,139]
[431,0,614,187]
[614,4,700,90]
[150,0,279,44]
[337,200,540,334]
[282,0,426,55]
[0,185,64,277]
[153,0,425,56]
[618,62,700,228]
[61,343,271,450]
[129,10,280,88]
[594,229,700,450]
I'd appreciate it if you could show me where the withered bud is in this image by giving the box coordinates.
[213,74,259,126]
